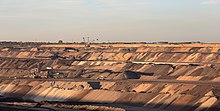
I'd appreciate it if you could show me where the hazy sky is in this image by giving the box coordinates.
[0,0,220,42]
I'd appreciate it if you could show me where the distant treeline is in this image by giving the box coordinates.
[0,41,203,45]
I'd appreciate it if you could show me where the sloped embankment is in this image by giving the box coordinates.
[0,42,220,110]
[0,80,219,111]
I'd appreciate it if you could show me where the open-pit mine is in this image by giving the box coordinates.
[0,42,220,111]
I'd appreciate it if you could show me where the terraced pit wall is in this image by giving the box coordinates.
[0,42,220,111]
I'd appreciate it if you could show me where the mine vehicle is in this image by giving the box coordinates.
[96,75,106,80]
[45,67,66,79]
